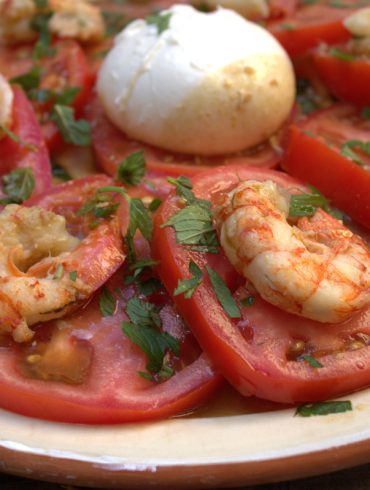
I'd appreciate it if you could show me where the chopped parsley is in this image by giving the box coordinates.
[0,168,35,205]
[99,286,116,317]
[289,186,341,219]
[51,105,91,146]
[53,264,64,280]
[31,10,56,60]
[206,265,241,319]
[298,354,324,369]
[174,261,203,299]
[341,140,370,167]
[148,197,162,213]
[69,271,78,282]
[295,400,352,417]
[117,151,146,186]
[146,12,172,34]
[10,66,41,93]
[328,47,355,62]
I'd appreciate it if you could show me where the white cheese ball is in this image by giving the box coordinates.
[97,4,295,155]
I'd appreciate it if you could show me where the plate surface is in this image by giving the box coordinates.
[0,387,369,489]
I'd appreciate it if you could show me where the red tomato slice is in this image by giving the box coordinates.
[312,45,370,106]
[282,104,370,228]
[0,41,93,151]
[0,254,220,424]
[268,4,352,58]
[26,174,126,293]
[152,165,370,404]
[85,96,280,179]
[0,85,52,197]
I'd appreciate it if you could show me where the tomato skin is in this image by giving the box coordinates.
[281,105,370,228]
[312,48,370,106]
[85,96,280,179]
[152,165,370,403]
[268,5,352,58]
[0,85,52,196]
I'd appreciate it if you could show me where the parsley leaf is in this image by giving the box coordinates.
[0,168,35,204]
[122,322,179,374]
[126,296,161,328]
[289,187,341,218]
[298,354,324,369]
[148,197,162,212]
[174,261,203,299]
[0,125,36,151]
[129,198,153,242]
[102,10,128,36]
[162,203,219,253]
[328,47,355,62]
[99,286,116,317]
[31,12,56,60]
[146,12,172,34]
[10,66,41,92]
[51,105,91,146]
[206,265,241,318]
[167,176,196,204]
[51,161,72,181]
[295,401,352,417]
[361,107,370,120]
[69,271,78,282]
[341,140,370,166]
[138,278,162,296]
[117,151,146,186]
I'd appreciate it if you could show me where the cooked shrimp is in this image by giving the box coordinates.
[0,73,13,133]
[0,0,104,45]
[203,0,269,20]
[214,180,370,323]
[0,205,91,342]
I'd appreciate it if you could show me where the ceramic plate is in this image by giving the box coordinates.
[0,386,369,489]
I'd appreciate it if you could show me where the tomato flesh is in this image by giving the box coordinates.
[152,165,370,404]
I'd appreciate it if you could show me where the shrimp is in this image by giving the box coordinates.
[0,0,104,45]
[0,73,13,133]
[203,0,269,20]
[213,180,370,324]
[0,205,91,342]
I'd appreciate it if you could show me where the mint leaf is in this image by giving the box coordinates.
[51,105,91,146]
[117,151,146,186]
[1,168,35,204]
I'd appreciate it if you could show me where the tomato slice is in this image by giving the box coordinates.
[0,247,220,423]
[0,85,52,197]
[312,44,370,106]
[282,104,370,228]
[26,174,126,293]
[0,41,93,151]
[85,96,280,179]
[152,165,370,404]
[268,4,352,58]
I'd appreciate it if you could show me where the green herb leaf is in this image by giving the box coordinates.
[1,168,35,204]
[167,176,196,204]
[361,107,370,120]
[129,258,158,277]
[122,321,180,373]
[10,66,41,92]
[51,105,91,146]
[0,125,36,151]
[126,296,161,328]
[146,12,172,34]
[174,261,203,299]
[69,270,78,282]
[54,86,81,105]
[53,264,64,280]
[162,203,219,253]
[51,161,72,181]
[102,10,127,36]
[148,197,162,212]
[298,354,324,368]
[295,400,352,417]
[117,150,146,186]
[328,47,355,62]
[129,198,153,242]
[28,88,53,103]
[206,265,241,318]
[240,295,255,308]
[138,277,163,296]
[280,23,295,31]
[341,140,370,166]
[289,187,340,218]
[99,286,116,317]
[31,12,56,60]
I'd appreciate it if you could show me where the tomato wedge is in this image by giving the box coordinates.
[85,96,280,179]
[152,165,370,404]
[0,85,52,197]
[282,104,370,228]
[312,44,370,106]
[0,234,220,423]
[268,4,352,58]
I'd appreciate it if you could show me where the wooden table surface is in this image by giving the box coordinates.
[1,463,369,489]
